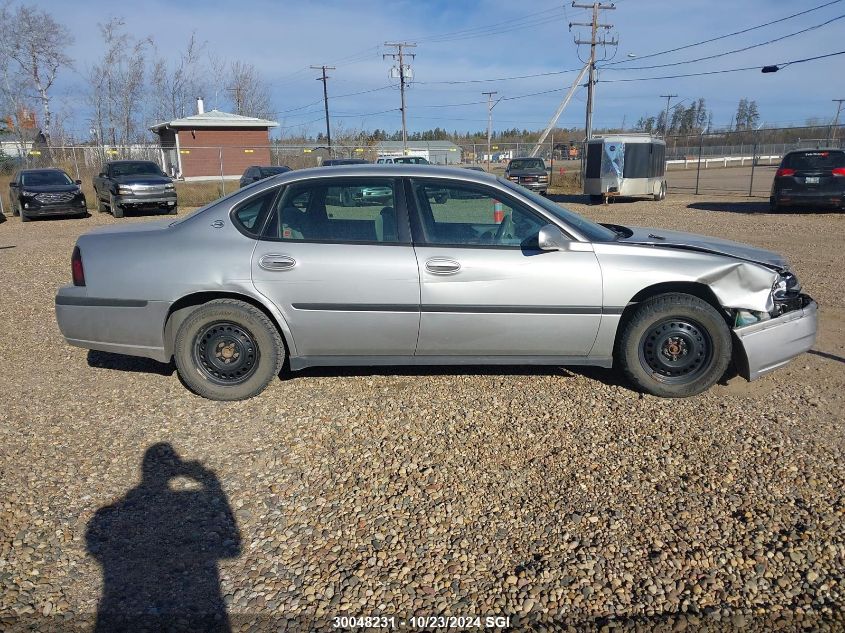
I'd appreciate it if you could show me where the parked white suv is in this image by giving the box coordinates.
[376,156,431,165]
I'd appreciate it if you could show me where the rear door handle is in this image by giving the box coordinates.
[259,254,296,271]
[425,258,461,275]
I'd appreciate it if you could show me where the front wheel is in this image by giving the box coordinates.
[167,205,178,215]
[616,293,731,398]
[109,193,124,218]
[654,181,667,201]
[174,299,285,401]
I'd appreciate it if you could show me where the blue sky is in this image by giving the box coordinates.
[43,0,845,137]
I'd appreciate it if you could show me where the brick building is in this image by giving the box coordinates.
[150,101,278,181]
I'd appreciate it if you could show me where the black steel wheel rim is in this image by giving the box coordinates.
[638,318,713,384]
[193,321,259,385]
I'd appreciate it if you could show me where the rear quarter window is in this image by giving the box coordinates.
[231,187,281,237]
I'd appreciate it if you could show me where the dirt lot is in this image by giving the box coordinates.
[1,195,844,631]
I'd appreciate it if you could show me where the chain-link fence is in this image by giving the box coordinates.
[663,125,845,196]
[1,125,842,210]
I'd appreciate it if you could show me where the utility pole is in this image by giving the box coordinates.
[571,1,616,141]
[226,86,244,115]
[660,94,677,137]
[482,91,501,171]
[311,65,336,152]
[384,42,416,153]
[832,99,845,142]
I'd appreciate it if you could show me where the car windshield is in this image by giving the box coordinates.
[499,178,618,242]
[21,171,73,186]
[259,166,290,177]
[111,162,163,177]
[783,150,845,171]
[509,159,545,170]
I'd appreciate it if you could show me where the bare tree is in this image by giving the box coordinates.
[87,18,152,152]
[224,60,272,119]
[150,32,207,121]
[0,2,73,146]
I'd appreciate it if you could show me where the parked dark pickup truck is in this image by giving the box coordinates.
[93,160,177,218]
[505,157,549,195]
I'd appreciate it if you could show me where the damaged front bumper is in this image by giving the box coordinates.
[733,295,817,380]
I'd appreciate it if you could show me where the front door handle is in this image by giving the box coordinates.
[259,254,296,271]
[425,258,461,275]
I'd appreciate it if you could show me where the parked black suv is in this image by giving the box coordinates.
[239,165,291,188]
[8,168,87,221]
[771,149,845,212]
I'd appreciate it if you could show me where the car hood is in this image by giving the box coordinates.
[112,175,172,185]
[21,184,79,193]
[617,225,788,271]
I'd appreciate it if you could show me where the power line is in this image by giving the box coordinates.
[412,6,565,43]
[596,50,845,83]
[416,68,585,85]
[274,85,393,116]
[604,0,844,67]
[601,14,845,71]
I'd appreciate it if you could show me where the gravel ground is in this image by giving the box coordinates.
[1,196,844,632]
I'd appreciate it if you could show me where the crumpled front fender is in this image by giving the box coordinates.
[697,261,779,312]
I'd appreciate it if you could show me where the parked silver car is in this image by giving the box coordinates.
[55,166,817,401]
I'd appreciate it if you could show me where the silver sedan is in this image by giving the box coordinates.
[55,165,817,401]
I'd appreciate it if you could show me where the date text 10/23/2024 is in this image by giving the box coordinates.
[333,615,513,629]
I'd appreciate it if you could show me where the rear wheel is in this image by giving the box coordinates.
[653,181,667,201]
[617,293,731,398]
[769,197,781,213]
[174,299,284,401]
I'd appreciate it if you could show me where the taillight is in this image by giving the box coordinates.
[71,246,85,286]
[833,167,845,176]
[775,168,795,177]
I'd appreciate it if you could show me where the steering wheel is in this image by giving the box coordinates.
[494,213,515,244]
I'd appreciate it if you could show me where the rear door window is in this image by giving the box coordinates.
[264,178,402,244]
[783,151,845,171]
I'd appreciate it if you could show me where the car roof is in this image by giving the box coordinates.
[20,168,67,174]
[107,159,157,164]
[785,148,844,154]
[266,164,499,184]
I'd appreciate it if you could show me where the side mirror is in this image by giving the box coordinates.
[9,182,18,188]
[75,179,82,185]
[538,224,569,251]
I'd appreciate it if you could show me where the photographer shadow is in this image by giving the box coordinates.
[86,443,241,632]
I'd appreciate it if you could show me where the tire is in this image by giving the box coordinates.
[769,197,781,213]
[589,194,603,205]
[616,293,731,398]
[97,191,108,213]
[174,299,285,401]
[654,182,667,201]
[20,208,30,222]
[167,205,178,215]
[11,199,19,216]
[109,193,123,218]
